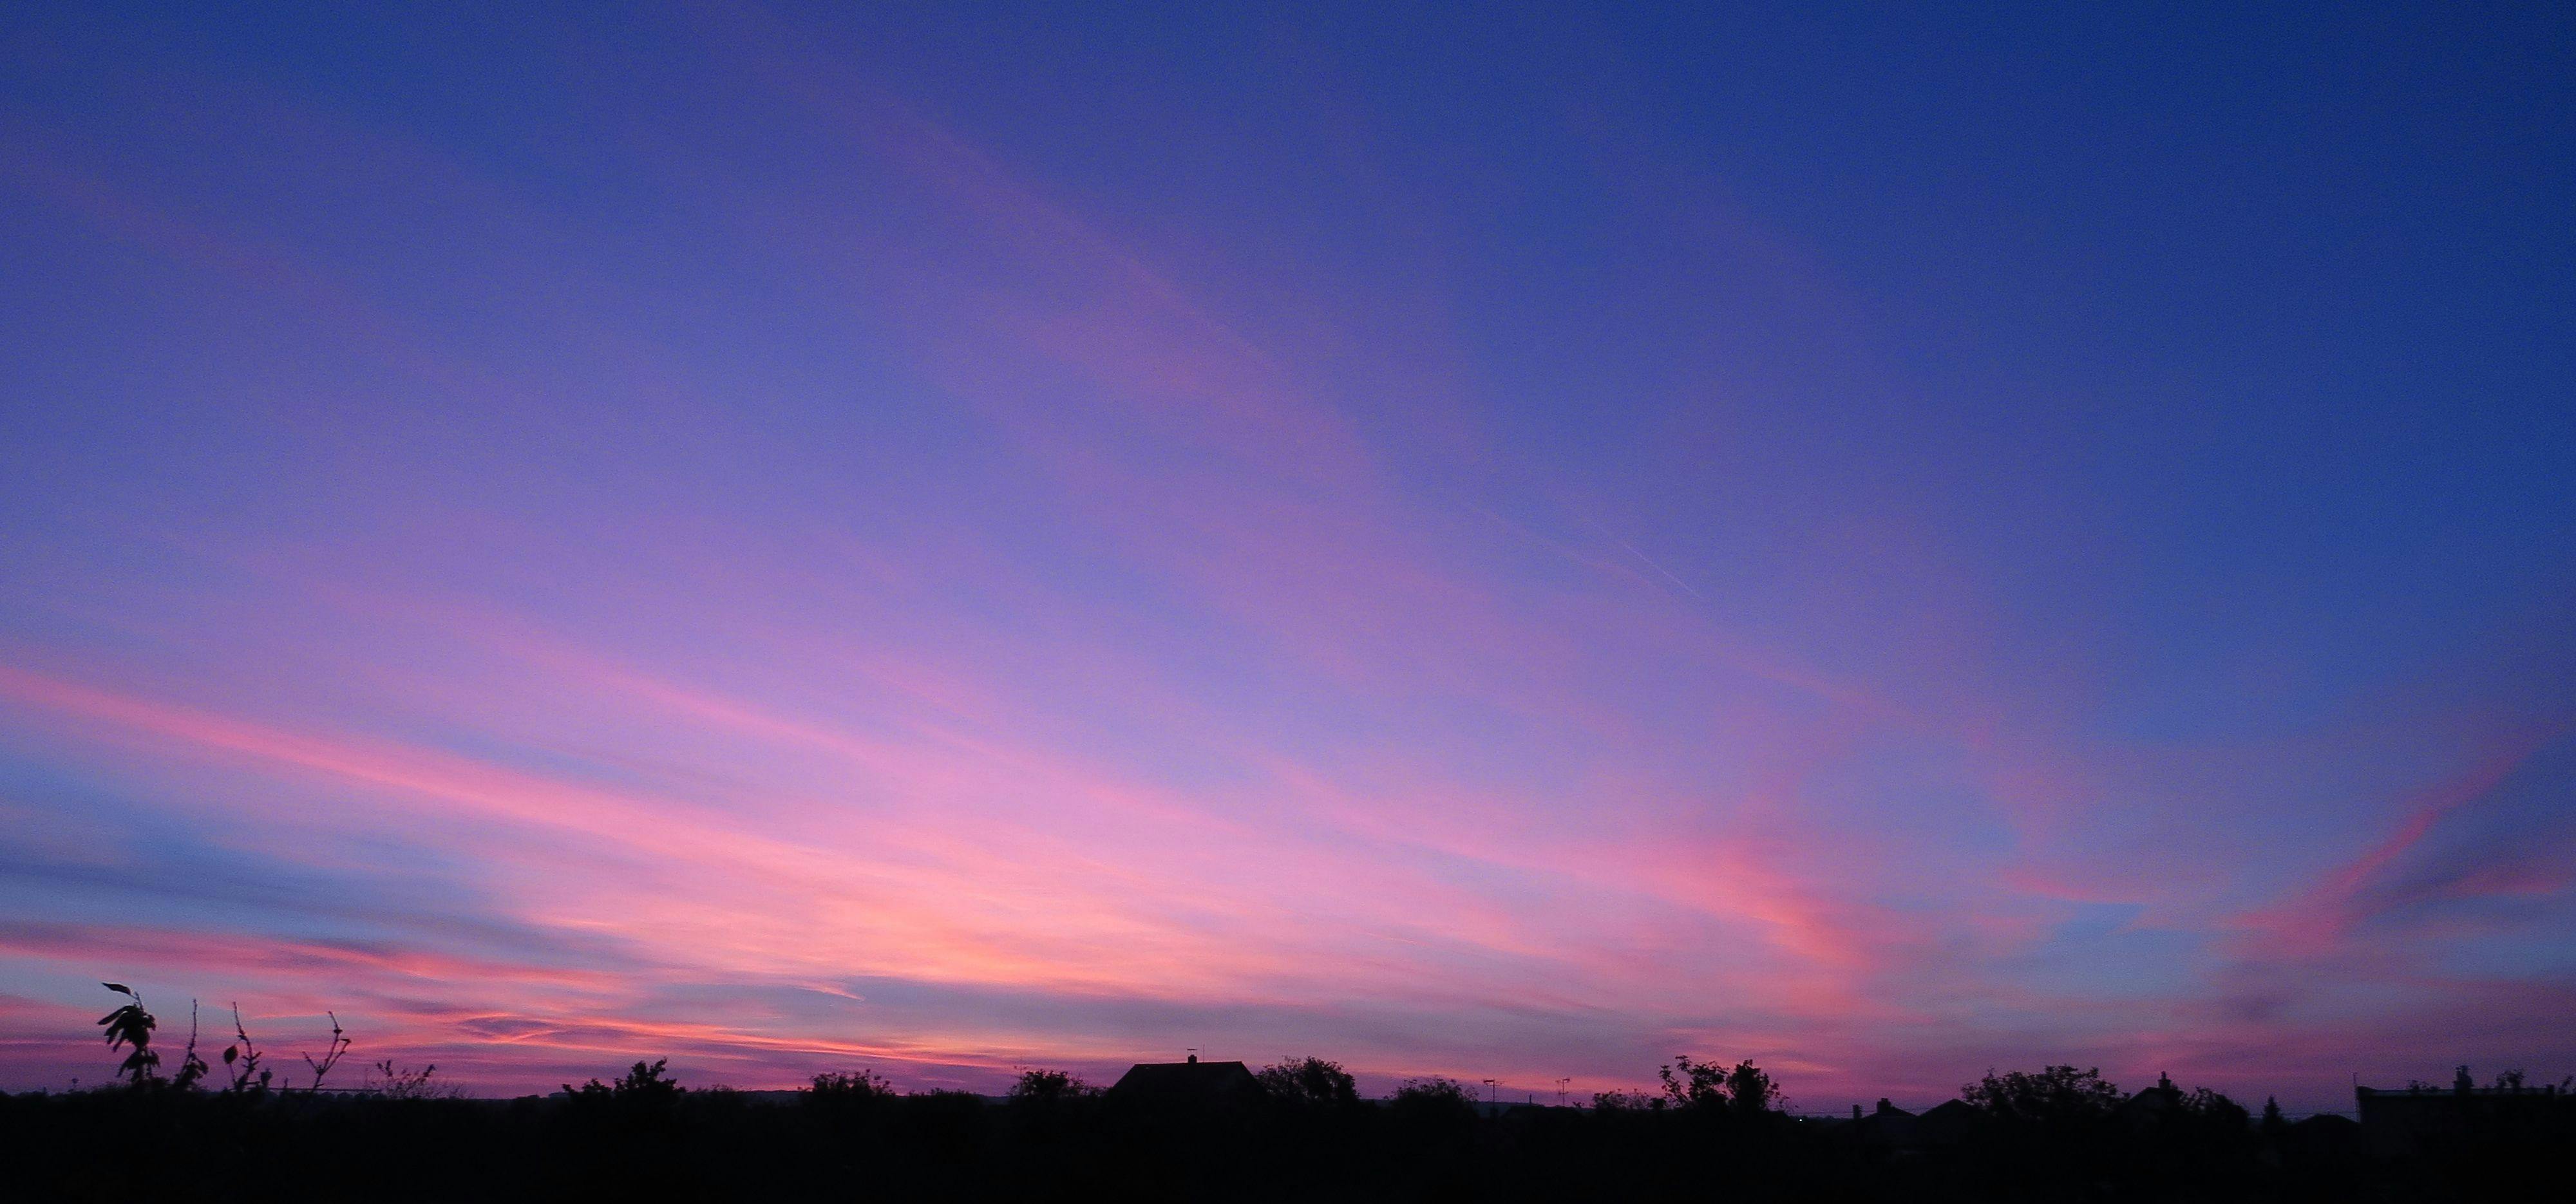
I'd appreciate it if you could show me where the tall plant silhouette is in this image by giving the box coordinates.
[171,999,211,1090]
[225,1002,272,1093]
[96,983,159,1086]
[301,1011,351,1091]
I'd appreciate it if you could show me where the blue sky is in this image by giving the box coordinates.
[2,2,2571,1108]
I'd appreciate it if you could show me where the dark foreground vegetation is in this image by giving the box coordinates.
[4,986,2566,1201]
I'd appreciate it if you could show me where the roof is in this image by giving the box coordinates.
[1914,1098,1983,1143]
[1848,1099,1920,1147]
[1106,1059,1263,1105]
[2121,1073,2184,1112]
[2356,1085,2570,1100]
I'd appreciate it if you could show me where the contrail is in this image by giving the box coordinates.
[1617,540,1700,599]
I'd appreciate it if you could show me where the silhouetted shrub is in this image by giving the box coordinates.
[1390,1076,1473,1111]
[365,1060,451,1100]
[1256,1055,1357,1107]
[1962,1064,2121,1125]
[1386,1076,1477,1145]
[1589,1088,1663,1112]
[1006,1067,1099,1104]
[807,1068,893,1104]
[564,1056,685,1131]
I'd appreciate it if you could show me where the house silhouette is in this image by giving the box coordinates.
[2116,1071,2188,1131]
[2355,1067,2575,1158]
[1106,1054,1263,1110]
[1847,1097,1919,1148]
[1913,1098,1982,1146]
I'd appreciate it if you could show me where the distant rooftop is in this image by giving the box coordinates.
[1106,1057,1262,1106]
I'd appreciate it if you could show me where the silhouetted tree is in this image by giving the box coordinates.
[2179,1086,2248,1126]
[1387,1076,1479,1151]
[1962,1065,2121,1125]
[1391,1077,1474,1105]
[803,1068,894,1131]
[1589,1089,1663,1112]
[567,1058,683,1105]
[1007,1068,1098,1104]
[1258,1056,1358,1107]
[1658,1056,1727,1109]
[808,1068,894,1101]
[1656,1056,1783,1116]
[1723,1060,1783,1116]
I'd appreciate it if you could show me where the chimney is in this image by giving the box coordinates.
[1877,1098,1895,1114]
[1852,1104,1862,1120]
[1186,1053,1198,1064]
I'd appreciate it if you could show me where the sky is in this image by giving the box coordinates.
[1,2,2571,1112]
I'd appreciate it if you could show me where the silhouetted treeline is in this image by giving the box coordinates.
[4,987,2564,1201]
[11,1062,2566,1201]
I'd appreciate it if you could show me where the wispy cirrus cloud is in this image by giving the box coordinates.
[3,1,2570,1113]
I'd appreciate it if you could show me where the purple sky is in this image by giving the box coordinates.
[3,3,2572,1111]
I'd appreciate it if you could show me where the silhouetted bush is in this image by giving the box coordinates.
[1256,1055,1358,1108]
[1962,1063,2123,1125]
[1385,1076,1477,1152]
[1005,1067,1099,1105]
[1589,1087,1662,1112]
[1388,1075,1475,1115]
[565,1057,683,1109]
[809,1068,893,1100]
[364,1060,451,1100]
